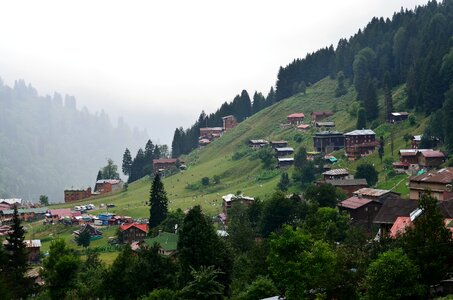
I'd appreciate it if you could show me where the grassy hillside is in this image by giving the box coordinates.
[34,77,428,263]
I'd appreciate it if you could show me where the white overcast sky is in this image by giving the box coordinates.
[0,0,428,145]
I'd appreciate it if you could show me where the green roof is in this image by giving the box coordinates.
[1,207,48,215]
[145,232,178,251]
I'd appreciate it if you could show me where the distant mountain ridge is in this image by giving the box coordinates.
[0,78,148,202]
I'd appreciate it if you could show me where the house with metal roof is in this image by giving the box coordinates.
[344,129,378,160]
[409,167,453,201]
[338,196,382,231]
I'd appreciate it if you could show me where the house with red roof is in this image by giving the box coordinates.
[287,113,305,125]
[338,196,382,231]
[119,223,148,243]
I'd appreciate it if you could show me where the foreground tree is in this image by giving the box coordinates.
[149,173,169,229]
[181,266,225,300]
[4,205,30,299]
[100,158,120,180]
[75,230,91,248]
[122,148,133,176]
[39,195,49,206]
[355,163,378,186]
[364,249,425,300]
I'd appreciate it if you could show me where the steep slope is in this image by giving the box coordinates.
[54,77,427,218]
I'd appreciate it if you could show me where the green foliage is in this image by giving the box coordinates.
[149,173,168,229]
[355,163,378,186]
[277,172,290,192]
[42,239,81,300]
[213,175,221,184]
[267,225,338,299]
[159,208,185,233]
[364,249,425,300]
[76,230,91,248]
[39,195,49,206]
[142,289,182,300]
[378,136,384,162]
[235,276,279,300]
[303,206,349,243]
[335,71,348,97]
[356,107,367,129]
[181,266,225,300]
[228,203,254,253]
[443,85,453,153]
[232,149,249,161]
[201,176,210,186]
[100,158,120,180]
[258,147,276,170]
[304,183,344,208]
[122,148,133,176]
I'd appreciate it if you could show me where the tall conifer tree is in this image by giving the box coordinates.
[149,173,168,229]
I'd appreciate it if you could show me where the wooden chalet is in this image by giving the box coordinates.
[73,224,103,238]
[120,223,148,243]
[324,179,368,197]
[313,131,345,153]
[311,111,334,123]
[388,112,409,123]
[153,159,182,173]
[94,179,123,195]
[338,196,382,231]
[417,150,445,168]
[353,188,400,203]
[322,168,349,180]
[199,127,224,139]
[287,113,305,125]
[373,197,418,236]
[24,240,41,263]
[344,129,378,159]
[277,157,294,168]
[222,115,237,131]
[270,140,288,148]
[315,121,335,128]
[274,147,294,157]
[409,167,453,201]
[222,194,254,223]
[297,124,310,131]
[249,139,269,149]
[64,187,91,203]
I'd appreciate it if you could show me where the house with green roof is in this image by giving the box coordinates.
[144,231,178,256]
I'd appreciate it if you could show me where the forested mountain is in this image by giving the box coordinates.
[0,79,148,202]
[174,0,453,156]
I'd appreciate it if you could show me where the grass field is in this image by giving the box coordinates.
[37,76,427,264]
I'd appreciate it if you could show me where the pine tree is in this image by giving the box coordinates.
[5,205,29,298]
[76,230,91,248]
[443,86,453,153]
[96,170,103,181]
[384,72,394,121]
[277,172,290,192]
[356,107,367,129]
[364,79,378,120]
[122,148,133,176]
[149,173,168,229]
[378,136,385,162]
[335,71,348,97]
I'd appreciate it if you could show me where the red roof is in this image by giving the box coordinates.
[410,168,453,184]
[339,196,374,209]
[288,113,305,118]
[420,150,445,158]
[120,223,148,233]
[390,216,413,238]
[49,209,72,217]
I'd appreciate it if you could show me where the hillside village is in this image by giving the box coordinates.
[2,1,453,299]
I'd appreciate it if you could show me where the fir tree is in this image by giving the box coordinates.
[378,136,385,162]
[122,148,132,176]
[277,172,290,192]
[335,71,348,97]
[384,72,394,121]
[356,107,367,129]
[96,170,103,181]
[148,173,168,229]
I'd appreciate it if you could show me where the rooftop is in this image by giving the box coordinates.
[249,139,269,144]
[287,113,305,118]
[322,168,349,176]
[373,198,418,224]
[389,216,413,238]
[275,147,294,152]
[314,130,344,136]
[24,239,41,248]
[338,196,376,209]
[325,178,368,186]
[297,124,310,129]
[153,158,178,164]
[95,179,121,185]
[200,127,224,131]
[390,112,409,116]
[419,150,445,158]
[222,194,255,203]
[278,157,294,162]
[353,188,394,198]
[345,129,375,136]
[0,207,48,215]
[120,223,148,233]
[410,167,453,184]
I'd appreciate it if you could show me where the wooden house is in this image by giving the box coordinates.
[119,223,148,243]
[344,129,378,159]
[409,168,453,201]
[322,168,349,180]
[145,231,178,256]
[287,113,305,125]
[315,121,335,128]
[274,147,294,157]
[0,207,47,223]
[270,140,288,148]
[417,150,445,168]
[222,115,237,131]
[24,240,41,263]
[338,196,382,231]
[73,224,103,238]
[324,179,368,197]
[311,111,334,123]
[297,124,310,131]
[353,188,400,203]
[412,135,422,148]
[313,131,345,153]
[153,159,182,173]
[277,157,294,168]
[94,179,123,195]
[222,194,254,223]
[249,139,269,149]
[199,127,224,139]
[388,112,409,123]
[64,187,92,203]
[373,198,418,236]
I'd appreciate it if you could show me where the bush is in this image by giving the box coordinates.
[213,175,221,184]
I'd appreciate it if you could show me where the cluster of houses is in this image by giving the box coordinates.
[198,115,238,146]
[64,179,124,203]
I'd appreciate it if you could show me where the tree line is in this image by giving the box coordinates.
[171,89,277,157]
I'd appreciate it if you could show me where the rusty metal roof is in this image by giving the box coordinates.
[410,167,453,184]
[323,168,349,176]
[338,196,375,209]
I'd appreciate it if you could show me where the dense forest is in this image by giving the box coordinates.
[0,79,148,202]
[173,0,453,156]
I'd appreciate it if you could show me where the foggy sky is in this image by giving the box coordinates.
[0,0,428,146]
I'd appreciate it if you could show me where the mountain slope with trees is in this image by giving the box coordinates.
[0,79,148,202]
